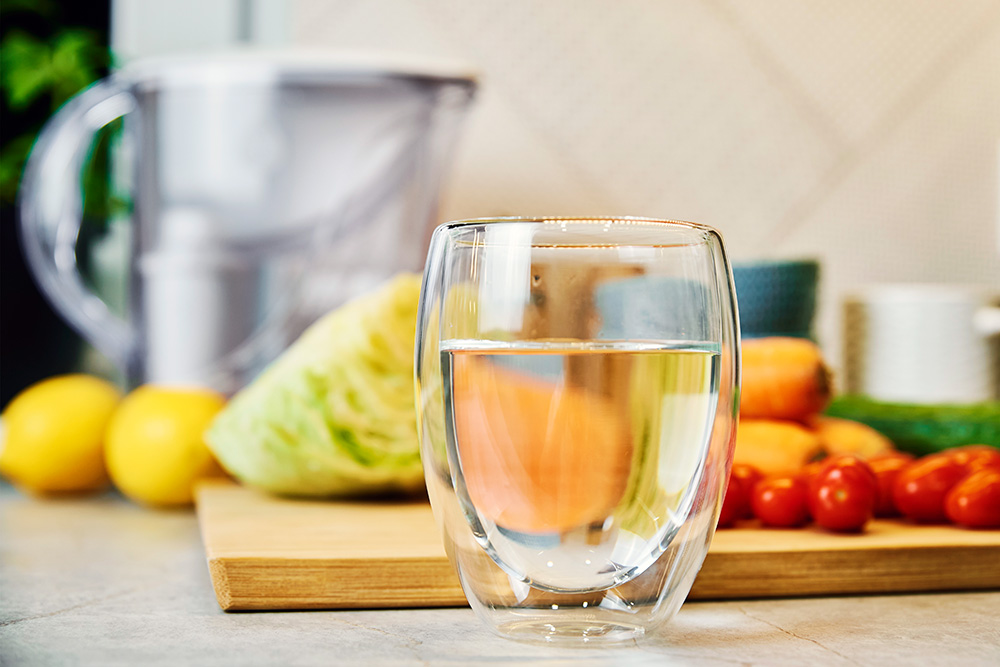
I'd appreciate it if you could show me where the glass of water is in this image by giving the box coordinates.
[415,218,740,645]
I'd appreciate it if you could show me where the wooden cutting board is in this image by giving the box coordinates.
[196,479,1000,611]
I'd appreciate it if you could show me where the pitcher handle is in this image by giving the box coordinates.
[18,78,136,371]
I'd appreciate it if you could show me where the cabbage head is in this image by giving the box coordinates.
[206,274,424,497]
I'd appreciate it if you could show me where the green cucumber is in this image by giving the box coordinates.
[825,395,1000,456]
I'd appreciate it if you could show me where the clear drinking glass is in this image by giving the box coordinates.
[415,217,740,645]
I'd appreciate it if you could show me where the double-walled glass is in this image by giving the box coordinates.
[415,218,740,645]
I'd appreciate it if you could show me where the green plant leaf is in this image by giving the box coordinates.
[1,24,111,208]
[0,31,54,109]
[0,134,36,203]
[50,29,107,107]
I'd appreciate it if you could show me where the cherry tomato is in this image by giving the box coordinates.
[893,455,968,523]
[945,469,1000,528]
[718,474,746,528]
[867,452,915,517]
[808,455,878,532]
[730,464,762,519]
[798,459,827,486]
[943,445,1000,474]
[719,464,761,528]
[752,476,810,527]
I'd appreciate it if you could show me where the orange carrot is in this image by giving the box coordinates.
[741,337,831,422]
[734,419,824,476]
[811,416,895,459]
[451,355,631,534]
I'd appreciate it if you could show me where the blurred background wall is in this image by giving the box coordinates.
[3,0,999,403]
[287,0,1000,375]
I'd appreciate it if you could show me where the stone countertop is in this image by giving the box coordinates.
[1,482,998,666]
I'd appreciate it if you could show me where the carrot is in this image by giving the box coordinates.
[735,419,824,476]
[810,416,895,459]
[741,337,831,422]
[450,354,631,534]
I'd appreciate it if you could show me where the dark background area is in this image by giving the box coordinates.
[1,0,111,408]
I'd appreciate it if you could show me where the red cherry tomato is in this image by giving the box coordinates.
[718,473,746,528]
[943,445,1000,474]
[730,464,762,519]
[945,469,1000,528]
[798,459,827,486]
[867,452,915,517]
[719,464,762,528]
[752,476,810,527]
[893,455,968,523]
[808,455,878,532]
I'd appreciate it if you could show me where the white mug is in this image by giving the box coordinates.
[843,284,1000,404]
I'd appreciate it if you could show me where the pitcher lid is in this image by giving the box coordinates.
[119,49,478,90]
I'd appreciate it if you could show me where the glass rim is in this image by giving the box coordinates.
[436,216,724,249]
[440,216,721,233]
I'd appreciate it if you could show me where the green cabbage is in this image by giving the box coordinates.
[206,274,424,497]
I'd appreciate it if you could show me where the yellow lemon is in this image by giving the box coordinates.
[105,385,227,507]
[0,374,121,494]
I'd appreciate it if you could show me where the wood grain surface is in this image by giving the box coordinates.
[196,480,1000,611]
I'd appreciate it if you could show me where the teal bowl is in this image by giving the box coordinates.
[731,259,819,339]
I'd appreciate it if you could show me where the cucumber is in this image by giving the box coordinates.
[825,395,1000,456]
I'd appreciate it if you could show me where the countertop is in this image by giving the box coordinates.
[1,482,998,666]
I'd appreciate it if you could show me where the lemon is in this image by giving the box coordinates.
[105,385,227,507]
[0,374,121,494]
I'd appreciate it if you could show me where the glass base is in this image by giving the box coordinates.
[496,613,646,646]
